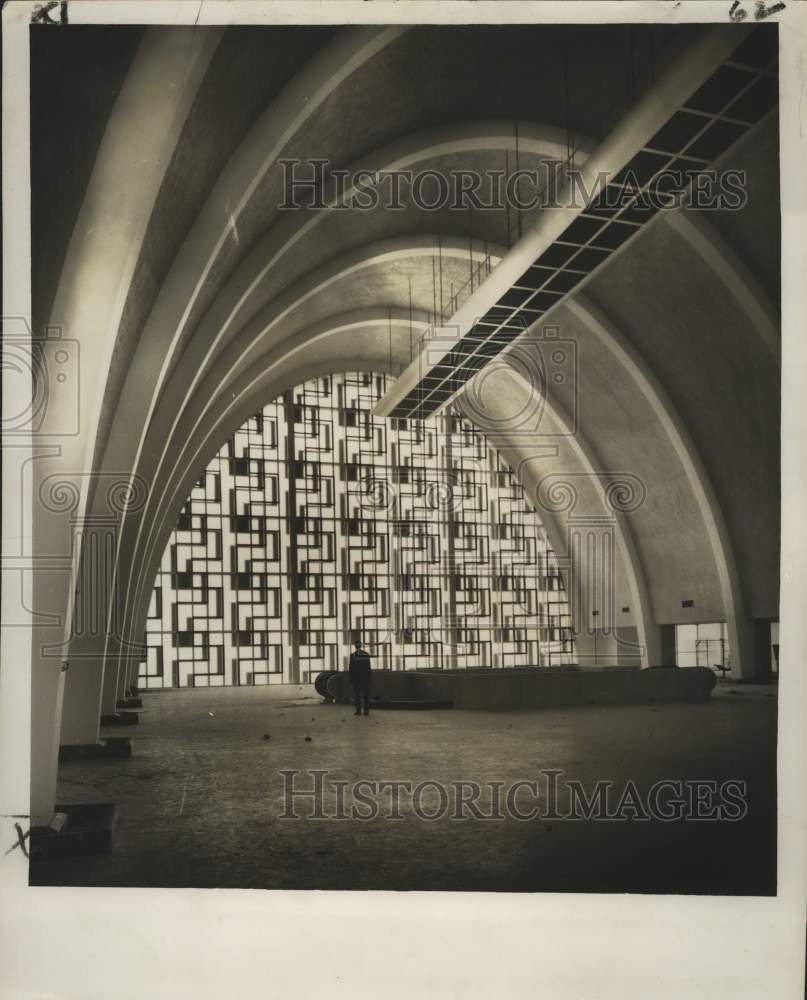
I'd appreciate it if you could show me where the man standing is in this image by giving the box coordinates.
[348,640,372,716]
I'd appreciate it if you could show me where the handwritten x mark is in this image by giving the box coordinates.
[4,823,30,859]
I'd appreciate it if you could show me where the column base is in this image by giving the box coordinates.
[59,737,132,760]
[100,711,139,726]
[117,697,143,709]
[29,803,116,860]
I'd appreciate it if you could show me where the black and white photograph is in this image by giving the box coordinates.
[1,1,805,997]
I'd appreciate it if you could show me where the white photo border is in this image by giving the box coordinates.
[2,2,805,998]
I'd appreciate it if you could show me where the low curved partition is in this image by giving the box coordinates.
[324,672,351,704]
[315,666,716,710]
[314,671,337,702]
[447,666,716,710]
[324,669,433,705]
[414,665,581,674]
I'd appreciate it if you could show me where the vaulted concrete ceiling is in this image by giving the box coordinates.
[32,22,780,688]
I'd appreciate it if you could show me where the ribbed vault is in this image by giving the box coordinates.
[29,22,780,825]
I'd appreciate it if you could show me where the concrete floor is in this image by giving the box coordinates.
[31,682,777,894]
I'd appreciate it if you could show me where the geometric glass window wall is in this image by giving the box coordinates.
[140,372,575,688]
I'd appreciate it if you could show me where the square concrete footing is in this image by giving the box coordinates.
[100,711,139,726]
[29,803,116,860]
[59,737,132,760]
[117,697,143,709]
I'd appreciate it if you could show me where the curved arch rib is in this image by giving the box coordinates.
[566,293,753,678]
[464,362,659,668]
[664,210,780,368]
[31,26,223,821]
[120,314,416,674]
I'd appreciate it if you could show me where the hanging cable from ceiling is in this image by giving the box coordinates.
[468,204,474,294]
[387,306,393,375]
[408,275,414,365]
[564,39,575,182]
[627,25,638,110]
[514,118,523,241]
[438,233,444,324]
[504,148,512,250]
[431,253,438,341]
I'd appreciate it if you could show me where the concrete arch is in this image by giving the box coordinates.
[461,361,659,668]
[566,293,753,678]
[56,26,413,751]
[118,315,418,693]
[121,294,665,683]
[71,312,419,732]
[581,199,780,627]
[160,232,505,441]
[102,112,783,691]
[93,121,596,689]
[113,120,593,604]
[665,210,780,367]
[98,119,594,511]
[111,209,774,687]
[109,118,594,492]
[43,26,223,634]
[62,36,778,755]
[91,25,410,526]
[29,27,223,824]
[106,237,502,688]
[123,325,659,682]
[122,328,636,688]
[85,188,780,724]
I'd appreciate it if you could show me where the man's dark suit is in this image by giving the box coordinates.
[348,648,372,715]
